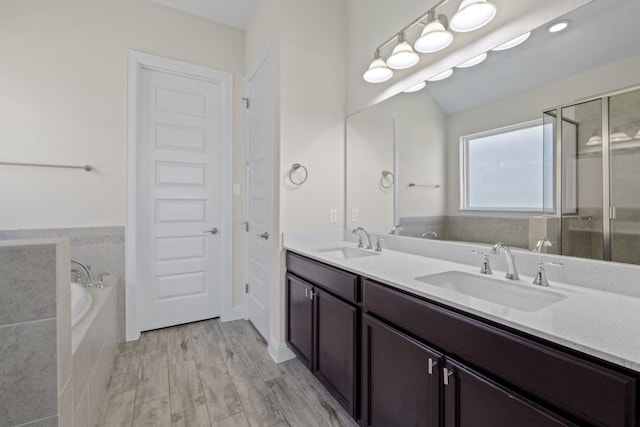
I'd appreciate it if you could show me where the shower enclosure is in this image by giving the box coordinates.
[544,86,640,265]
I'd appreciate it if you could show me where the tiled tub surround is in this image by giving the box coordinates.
[0,239,70,427]
[72,281,118,427]
[0,226,126,341]
[283,231,640,372]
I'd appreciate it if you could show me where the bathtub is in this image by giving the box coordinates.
[70,281,93,327]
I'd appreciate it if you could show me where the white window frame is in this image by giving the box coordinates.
[460,119,546,213]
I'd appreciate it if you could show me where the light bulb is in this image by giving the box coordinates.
[450,0,497,33]
[363,57,393,83]
[414,19,453,53]
[456,52,488,68]
[493,32,531,51]
[610,131,631,142]
[404,81,426,93]
[428,69,454,82]
[387,33,420,70]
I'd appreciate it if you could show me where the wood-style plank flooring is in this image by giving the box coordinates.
[97,319,357,427]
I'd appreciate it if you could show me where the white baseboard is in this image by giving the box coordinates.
[267,339,297,364]
[221,304,245,322]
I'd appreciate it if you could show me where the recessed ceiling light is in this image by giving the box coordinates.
[404,81,426,93]
[428,69,454,82]
[548,20,570,33]
[456,52,488,68]
[492,32,531,51]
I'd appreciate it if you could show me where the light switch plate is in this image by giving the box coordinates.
[351,208,359,223]
[233,184,241,196]
[329,209,338,224]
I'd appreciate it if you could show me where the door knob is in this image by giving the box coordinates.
[258,232,269,240]
[204,227,219,235]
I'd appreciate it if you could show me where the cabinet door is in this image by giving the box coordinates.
[362,314,442,427]
[315,288,358,416]
[443,360,574,427]
[286,274,314,368]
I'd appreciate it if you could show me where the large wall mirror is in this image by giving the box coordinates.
[346,0,640,265]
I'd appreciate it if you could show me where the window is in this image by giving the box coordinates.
[461,120,550,212]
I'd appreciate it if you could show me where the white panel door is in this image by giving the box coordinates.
[245,52,274,341]
[137,67,223,331]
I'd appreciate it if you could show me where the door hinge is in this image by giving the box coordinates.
[243,221,249,232]
[242,97,250,109]
[245,283,249,293]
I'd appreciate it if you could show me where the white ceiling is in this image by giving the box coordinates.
[151,0,259,29]
[426,0,640,113]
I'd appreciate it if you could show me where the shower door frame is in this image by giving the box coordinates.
[548,84,640,262]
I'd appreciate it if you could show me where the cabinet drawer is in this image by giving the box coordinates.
[286,252,359,303]
[363,279,637,427]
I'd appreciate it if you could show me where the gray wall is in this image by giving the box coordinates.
[0,227,126,341]
[0,240,69,427]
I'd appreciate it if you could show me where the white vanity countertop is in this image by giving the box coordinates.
[284,237,640,373]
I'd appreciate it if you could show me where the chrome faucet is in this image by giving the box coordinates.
[389,225,403,235]
[353,227,373,250]
[532,236,552,253]
[491,242,519,280]
[71,259,93,287]
[421,231,438,239]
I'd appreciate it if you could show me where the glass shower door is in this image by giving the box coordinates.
[560,99,604,260]
[609,88,640,264]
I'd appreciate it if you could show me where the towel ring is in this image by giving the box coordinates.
[380,170,394,189]
[289,163,308,185]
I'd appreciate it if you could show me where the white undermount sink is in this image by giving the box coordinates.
[415,271,566,312]
[317,246,379,260]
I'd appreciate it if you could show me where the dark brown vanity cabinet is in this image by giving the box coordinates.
[363,278,638,427]
[285,251,639,426]
[362,314,442,427]
[285,253,359,417]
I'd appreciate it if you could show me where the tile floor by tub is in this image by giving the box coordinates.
[97,319,357,427]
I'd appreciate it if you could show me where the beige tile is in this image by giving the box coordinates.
[210,412,251,427]
[97,389,135,427]
[74,387,89,427]
[218,336,256,378]
[266,376,328,427]
[59,379,73,427]
[242,340,282,383]
[140,329,169,364]
[0,320,58,427]
[0,245,57,325]
[168,360,206,415]
[219,320,264,345]
[170,404,211,427]
[88,342,118,425]
[199,364,243,421]
[133,396,171,427]
[165,324,194,363]
[57,288,72,389]
[190,322,225,368]
[107,349,142,394]
[232,369,284,427]
[137,358,170,404]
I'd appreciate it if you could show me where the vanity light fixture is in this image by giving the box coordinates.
[363,0,500,83]
[548,20,570,33]
[450,0,497,33]
[415,10,454,53]
[610,131,631,143]
[387,32,420,70]
[456,52,488,68]
[586,134,602,146]
[492,32,531,51]
[404,81,426,93]
[363,49,394,83]
[428,69,454,81]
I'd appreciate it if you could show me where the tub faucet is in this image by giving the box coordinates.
[352,227,373,249]
[491,242,519,280]
[71,260,93,287]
